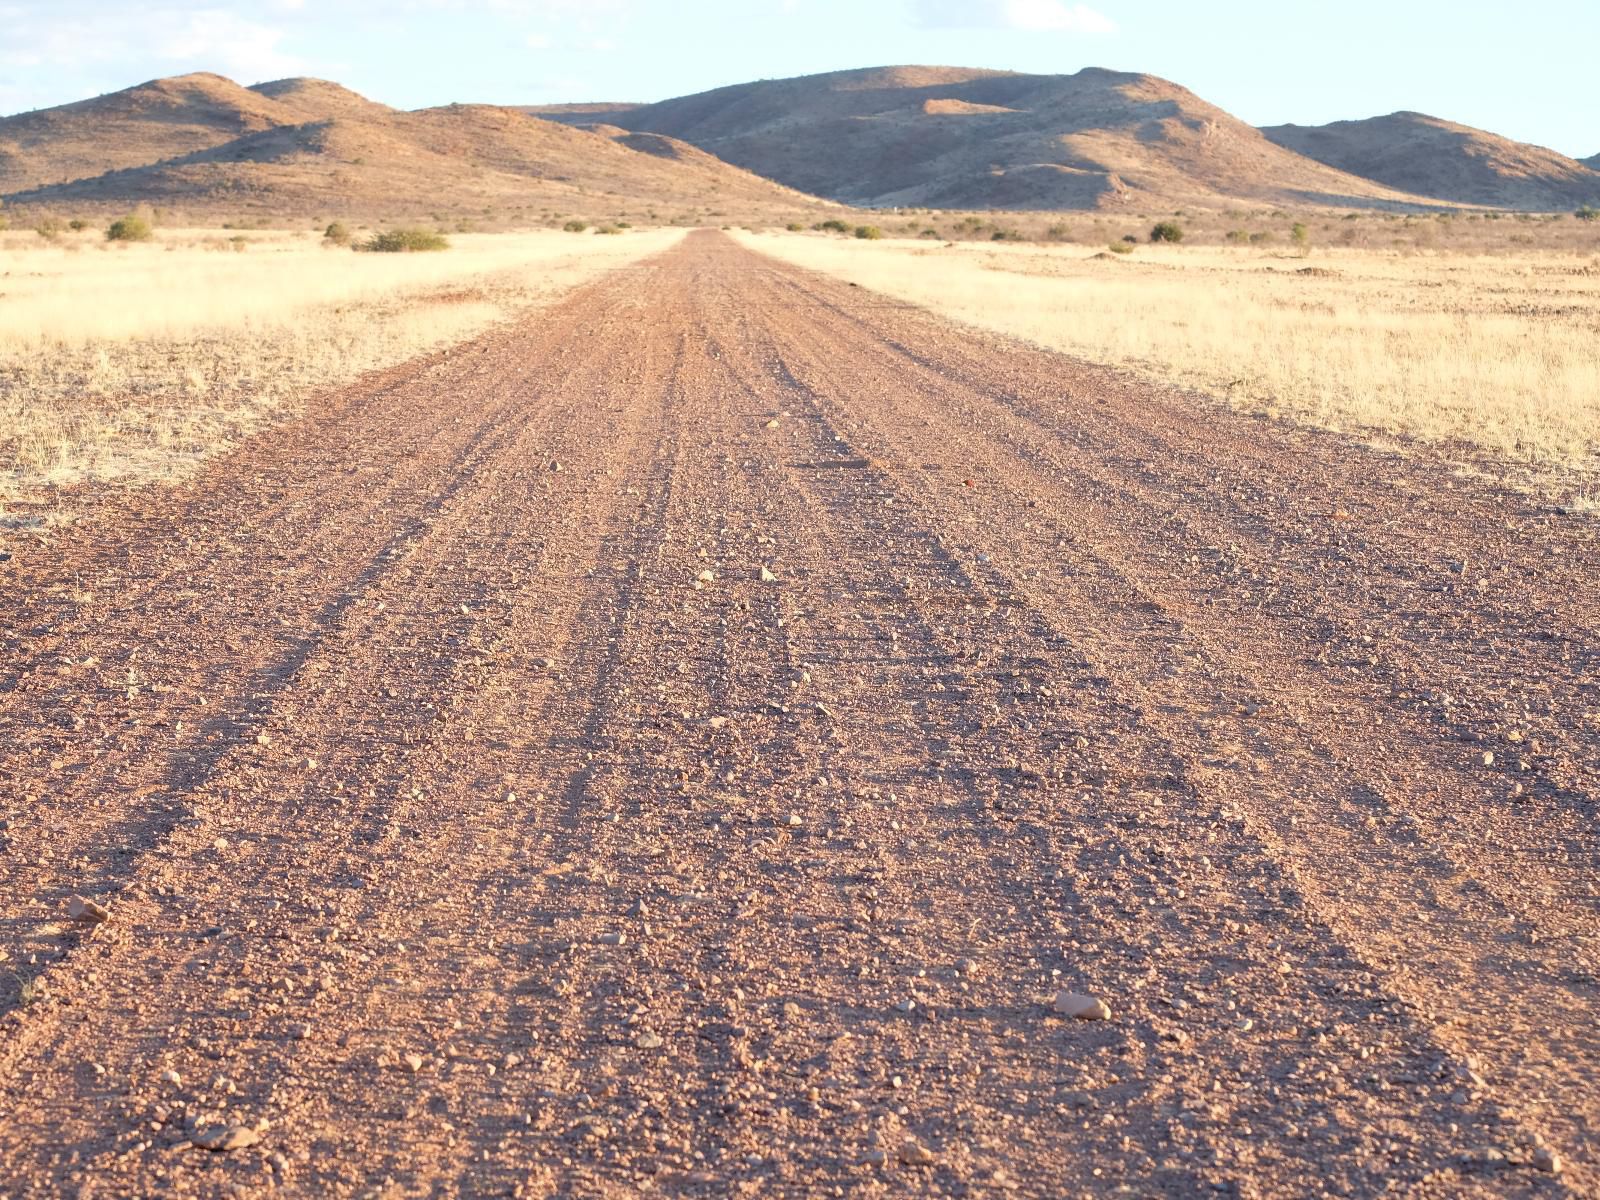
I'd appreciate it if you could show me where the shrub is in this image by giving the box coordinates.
[814,218,851,234]
[1249,231,1275,245]
[106,214,153,242]
[1291,223,1311,254]
[919,228,941,239]
[361,227,449,252]
[1225,230,1250,244]
[1121,234,1139,244]
[1150,221,1184,243]
[0,213,7,232]
[785,222,805,232]
[1044,222,1072,241]
[1577,205,1600,222]
[68,218,88,232]
[854,225,883,240]
[323,221,353,246]
[595,224,624,235]
[1106,242,1133,255]
[36,217,64,240]
[562,219,588,233]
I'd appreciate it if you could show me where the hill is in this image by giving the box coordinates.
[2,101,820,221]
[1582,154,1599,170]
[530,65,1436,211]
[1262,112,1600,211]
[2,78,821,221]
[0,72,299,193]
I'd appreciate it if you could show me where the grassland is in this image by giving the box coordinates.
[739,229,1600,488]
[0,226,683,520]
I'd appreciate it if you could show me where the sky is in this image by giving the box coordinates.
[1,0,1595,159]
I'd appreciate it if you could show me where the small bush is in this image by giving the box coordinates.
[1225,230,1250,244]
[323,221,352,246]
[1121,234,1139,245]
[1291,223,1311,254]
[785,222,805,232]
[1044,222,1072,241]
[813,218,851,234]
[1577,205,1600,222]
[68,218,88,232]
[595,224,624,235]
[0,214,8,232]
[106,214,153,242]
[1249,231,1275,245]
[562,220,588,233]
[36,217,64,240]
[362,228,449,253]
[1150,221,1184,243]
[854,225,883,240]
[919,228,941,239]
[1106,242,1133,255]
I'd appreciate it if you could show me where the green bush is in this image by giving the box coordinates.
[1291,223,1311,250]
[595,224,624,235]
[813,218,851,234]
[361,227,449,253]
[1577,205,1600,222]
[785,222,805,232]
[1106,242,1133,255]
[562,220,588,233]
[854,225,883,240]
[68,218,88,232]
[323,221,352,246]
[106,214,153,242]
[1150,221,1184,243]
[1225,230,1250,244]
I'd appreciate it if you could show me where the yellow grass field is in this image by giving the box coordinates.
[738,230,1600,483]
[0,227,684,515]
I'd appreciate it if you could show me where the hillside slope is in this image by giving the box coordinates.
[0,73,301,193]
[3,90,821,219]
[533,65,1436,211]
[1263,112,1600,210]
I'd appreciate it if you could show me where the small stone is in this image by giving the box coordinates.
[1053,991,1111,1021]
[760,566,778,583]
[403,1053,425,1074]
[898,1139,937,1166]
[549,460,562,473]
[955,957,977,976]
[634,1032,664,1050]
[160,1069,182,1086]
[765,418,781,429]
[1533,1147,1561,1175]
[502,1052,524,1069]
[862,1149,888,1167]
[67,895,109,924]
[190,1125,261,1153]
[1480,751,1495,767]
[599,932,626,946]
[784,813,803,827]
[696,570,716,584]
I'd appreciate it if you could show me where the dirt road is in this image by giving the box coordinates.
[2,231,1596,1199]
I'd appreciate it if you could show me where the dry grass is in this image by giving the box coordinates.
[738,231,1600,478]
[0,227,683,516]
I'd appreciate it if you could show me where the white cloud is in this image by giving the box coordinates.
[0,6,307,81]
[913,0,1115,33]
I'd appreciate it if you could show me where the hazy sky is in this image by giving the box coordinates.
[2,0,1595,158]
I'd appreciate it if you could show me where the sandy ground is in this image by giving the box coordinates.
[1,231,1596,1199]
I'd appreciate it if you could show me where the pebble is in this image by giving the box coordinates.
[955,957,977,976]
[1053,991,1112,1021]
[1480,751,1496,767]
[784,813,803,827]
[67,895,110,924]
[189,1125,261,1153]
[760,566,778,583]
[898,1139,937,1166]
[599,932,627,946]
[1533,1147,1561,1175]
[634,1032,664,1050]
[160,1069,182,1086]
[403,1053,425,1074]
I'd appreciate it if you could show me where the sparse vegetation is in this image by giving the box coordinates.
[814,219,851,234]
[745,229,1600,471]
[1106,242,1134,255]
[323,221,353,247]
[106,214,154,243]
[1577,205,1599,222]
[563,220,589,233]
[362,228,450,253]
[1150,221,1184,243]
[34,218,63,241]
[1291,223,1311,254]
[68,219,88,232]
[854,225,884,240]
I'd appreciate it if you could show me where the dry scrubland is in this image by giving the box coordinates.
[739,230,1600,485]
[0,226,684,518]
